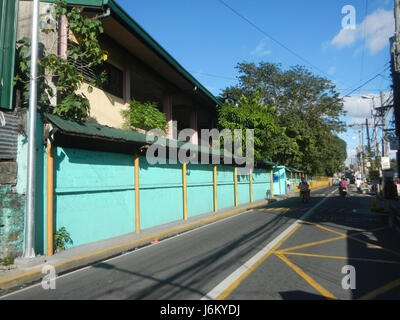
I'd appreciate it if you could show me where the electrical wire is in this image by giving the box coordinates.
[341,67,390,97]
[216,0,350,87]
[360,0,369,84]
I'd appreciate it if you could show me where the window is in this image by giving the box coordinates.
[102,62,123,99]
[67,41,123,99]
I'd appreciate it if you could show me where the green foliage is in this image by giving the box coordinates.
[14,0,107,120]
[0,256,15,266]
[220,62,347,175]
[121,99,167,133]
[54,227,73,252]
[218,86,298,162]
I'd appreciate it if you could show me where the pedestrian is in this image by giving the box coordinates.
[286,178,291,193]
[355,178,361,192]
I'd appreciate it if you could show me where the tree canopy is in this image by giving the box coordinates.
[219,62,347,175]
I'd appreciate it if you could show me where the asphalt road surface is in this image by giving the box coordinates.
[2,185,400,300]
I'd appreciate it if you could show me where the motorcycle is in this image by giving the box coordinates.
[300,189,310,203]
[339,186,347,196]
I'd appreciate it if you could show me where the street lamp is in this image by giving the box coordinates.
[361,95,380,160]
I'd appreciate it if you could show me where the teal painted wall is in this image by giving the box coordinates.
[187,163,214,218]
[237,169,250,205]
[216,164,235,210]
[139,157,183,230]
[252,168,271,200]
[52,147,135,249]
[273,166,287,195]
[27,141,293,253]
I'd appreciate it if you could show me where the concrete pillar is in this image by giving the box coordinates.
[123,67,131,106]
[190,109,198,145]
[59,15,68,59]
[163,95,173,139]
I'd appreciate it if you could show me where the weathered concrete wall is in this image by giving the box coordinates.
[0,187,24,259]
[0,162,17,185]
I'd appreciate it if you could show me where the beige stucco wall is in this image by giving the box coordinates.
[78,82,127,128]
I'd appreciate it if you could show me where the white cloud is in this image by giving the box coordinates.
[331,9,394,54]
[331,28,357,47]
[343,94,374,122]
[251,38,272,57]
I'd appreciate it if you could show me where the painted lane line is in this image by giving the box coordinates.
[201,190,335,300]
[359,278,400,300]
[275,253,336,300]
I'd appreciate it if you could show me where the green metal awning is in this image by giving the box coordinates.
[44,113,240,160]
[45,113,148,144]
[286,167,303,173]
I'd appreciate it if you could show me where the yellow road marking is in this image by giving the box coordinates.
[359,278,400,300]
[279,227,389,253]
[298,223,398,255]
[279,251,400,265]
[279,235,346,253]
[345,235,400,257]
[216,224,301,300]
[275,253,337,300]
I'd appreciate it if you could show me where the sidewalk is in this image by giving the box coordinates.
[1,196,281,294]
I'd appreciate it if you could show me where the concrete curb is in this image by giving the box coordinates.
[0,197,282,293]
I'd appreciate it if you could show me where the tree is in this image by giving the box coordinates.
[218,86,298,162]
[220,62,347,175]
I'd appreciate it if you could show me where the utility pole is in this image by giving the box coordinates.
[372,97,380,163]
[359,129,365,178]
[365,118,371,165]
[380,91,389,157]
[391,0,400,173]
[22,0,41,260]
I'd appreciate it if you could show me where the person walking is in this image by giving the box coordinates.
[286,178,291,193]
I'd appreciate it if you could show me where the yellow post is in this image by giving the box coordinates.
[135,154,140,233]
[290,171,293,193]
[46,142,54,256]
[183,162,188,220]
[250,168,253,203]
[234,167,238,206]
[213,165,218,212]
[271,169,274,197]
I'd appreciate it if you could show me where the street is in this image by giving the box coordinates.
[2,185,400,300]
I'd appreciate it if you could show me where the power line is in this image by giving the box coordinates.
[341,66,390,97]
[190,71,236,81]
[338,61,390,93]
[216,0,350,87]
[342,74,383,97]
[360,0,369,83]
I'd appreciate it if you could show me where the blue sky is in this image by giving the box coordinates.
[116,0,395,164]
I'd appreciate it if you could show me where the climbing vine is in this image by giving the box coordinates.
[14,0,108,120]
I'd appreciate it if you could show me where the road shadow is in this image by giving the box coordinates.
[297,186,400,300]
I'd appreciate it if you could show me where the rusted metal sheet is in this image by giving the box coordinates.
[0,111,18,160]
